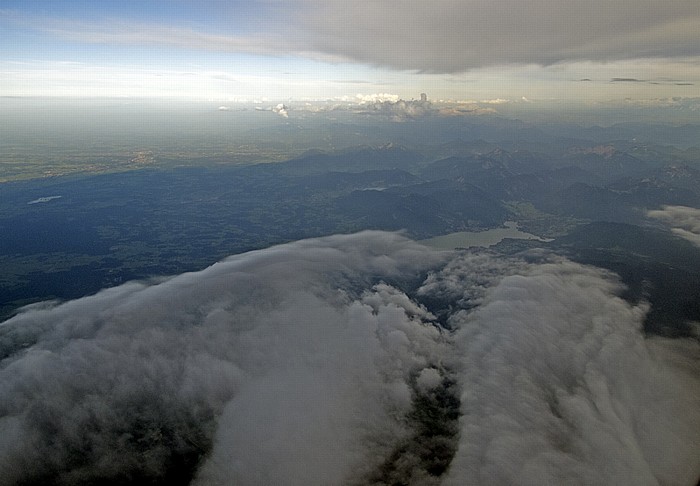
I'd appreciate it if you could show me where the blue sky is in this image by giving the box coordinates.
[2,0,699,103]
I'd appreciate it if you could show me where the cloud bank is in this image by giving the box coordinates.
[1,233,699,485]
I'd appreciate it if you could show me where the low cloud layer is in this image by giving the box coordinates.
[1,233,699,485]
[648,205,700,247]
[0,232,446,485]
[435,257,700,485]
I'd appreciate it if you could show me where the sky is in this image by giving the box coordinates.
[1,0,700,103]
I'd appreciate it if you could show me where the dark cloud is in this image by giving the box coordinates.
[17,1,700,75]
[285,0,700,73]
[1,233,699,484]
[612,78,695,86]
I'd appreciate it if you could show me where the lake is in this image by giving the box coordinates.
[421,222,550,250]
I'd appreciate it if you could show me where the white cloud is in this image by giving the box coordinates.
[415,367,443,393]
[479,98,511,104]
[351,94,435,121]
[0,235,698,484]
[356,93,400,104]
[648,205,700,247]
[273,103,289,118]
[0,232,447,485]
[430,254,700,486]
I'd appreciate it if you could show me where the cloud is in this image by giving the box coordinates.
[290,94,440,119]
[479,98,511,104]
[0,234,699,484]
[273,103,289,118]
[648,205,700,247]
[8,1,699,74]
[611,77,696,86]
[356,93,400,104]
[436,103,498,116]
[352,94,435,121]
[287,0,700,72]
[254,103,290,117]
[0,232,447,485]
[435,256,700,485]
[1,12,348,65]
[620,97,700,110]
